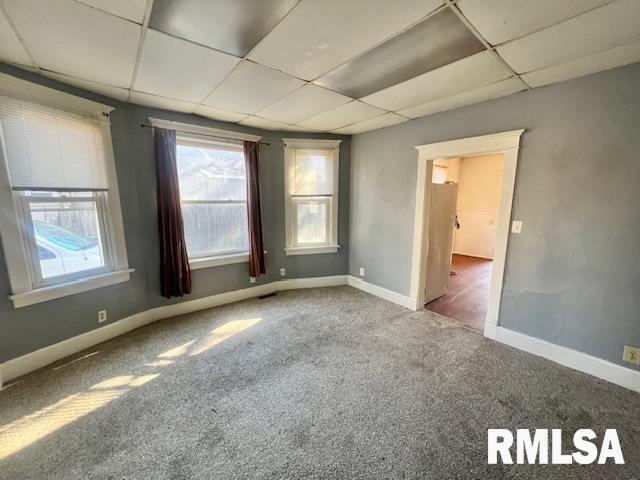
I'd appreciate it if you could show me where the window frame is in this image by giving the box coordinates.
[0,83,131,308]
[175,133,250,267]
[283,138,341,256]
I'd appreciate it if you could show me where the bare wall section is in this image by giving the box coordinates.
[349,62,640,368]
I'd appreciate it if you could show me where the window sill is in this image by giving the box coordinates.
[9,269,134,309]
[189,253,249,270]
[285,245,340,256]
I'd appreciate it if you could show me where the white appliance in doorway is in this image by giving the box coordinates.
[424,183,458,304]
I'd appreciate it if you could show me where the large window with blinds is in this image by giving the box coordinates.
[283,139,341,256]
[0,93,129,307]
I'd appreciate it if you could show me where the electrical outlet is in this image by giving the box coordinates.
[97,310,107,323]
[623,345,640,365]
[249,277,256,284]
[359,267,365,276]
[280,268,286,277]
[511,220,523,234]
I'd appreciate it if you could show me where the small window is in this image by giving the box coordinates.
[176,137,249,259]
[284,139,340,255]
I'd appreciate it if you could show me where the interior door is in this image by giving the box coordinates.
[424,183,458,304]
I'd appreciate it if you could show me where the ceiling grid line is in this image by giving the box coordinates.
[0,0,41,72]
[444,0,531,89]
[127,0,155,103]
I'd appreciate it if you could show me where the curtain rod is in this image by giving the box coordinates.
[139,123,270,146]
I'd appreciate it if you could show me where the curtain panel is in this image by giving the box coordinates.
[154,127,192,297]
[244,141,266,277]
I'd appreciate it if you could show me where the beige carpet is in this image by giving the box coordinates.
[0,286,638,479]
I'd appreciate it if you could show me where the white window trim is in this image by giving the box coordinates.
[0,80,132,308]
[283,138,341,256]
[169,124,254,268]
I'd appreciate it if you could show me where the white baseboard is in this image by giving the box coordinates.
[0,275,349,386]
[489,326,640,394]
[347,276,415,310]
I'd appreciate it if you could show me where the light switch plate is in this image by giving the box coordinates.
[511,220,523,234]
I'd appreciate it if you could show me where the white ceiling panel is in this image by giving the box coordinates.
[40,71,130,101]
[239,116,289,131]
[496,0,640,74]
[203,61,305,114]
[0,10,32,66]
[297,101,386,131]
[2,0,140,88]
[130,91,196,113]
[77,0,148,23]
[248,0,443,81]
[193,105,249,123]
[522,40,640,87]
[135,30,240,103]
[255,84,351,124]
[361,51,511,111]
[398,77,527,119]
[331,113,407,135]
[457,0,610,46]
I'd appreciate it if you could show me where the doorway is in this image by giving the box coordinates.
[424,154,504,331]
[409,130,524,338]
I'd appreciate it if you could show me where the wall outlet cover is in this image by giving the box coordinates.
[280,268,286,277]
[97,310,107,323]
[249,277,256,284]
[359,267,365,276]
[623,345,640,365]
[511,220,523,234]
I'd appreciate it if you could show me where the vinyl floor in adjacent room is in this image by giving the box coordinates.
[0,286,639,479]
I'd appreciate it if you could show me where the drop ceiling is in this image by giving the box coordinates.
[0,0,638,134]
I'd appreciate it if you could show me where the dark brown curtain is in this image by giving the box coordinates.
[244,141,266,277]
[154,127,191,298]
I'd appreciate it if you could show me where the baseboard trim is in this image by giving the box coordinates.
[0,275,349,386]
[491,326,640,394]
[347,276,415,310]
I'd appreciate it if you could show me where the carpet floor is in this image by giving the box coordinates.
[0,286,638,479]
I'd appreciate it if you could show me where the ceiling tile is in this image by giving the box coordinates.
[457,0,610,45]
[282,125,318,132]
[129,91,195,113]
[193,104,249,123]
[248,0,443,81]
[77,0,148,23]
[255,84,351,124]
[2,0,140,88]
[521,40,640,87]
[496,0,640,73]
[149,0,298,56]
[239,116,289,131]
[297,101,386,131]
[40,71,130,101]
[361,51,511,111]
[314,8,484,98]
[203,61,305,114]
[0,10,32,66]
[135,29,240,103]
[398,77,527,119]
[331,113,407,135]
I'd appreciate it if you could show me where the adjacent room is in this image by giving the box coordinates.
[0,0,639,478]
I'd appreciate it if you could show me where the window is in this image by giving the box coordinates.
[0,92,130,308]
[283,139,341,255]
[176,136,249,263]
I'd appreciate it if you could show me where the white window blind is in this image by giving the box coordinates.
[0,95,108,190]
[292,150,334,196]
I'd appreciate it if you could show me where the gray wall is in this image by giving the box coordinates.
[349,62,640,369]
[0,63,350,362]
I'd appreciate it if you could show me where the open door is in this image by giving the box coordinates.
[424,183,458,304]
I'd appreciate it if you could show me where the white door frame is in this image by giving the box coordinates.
[409,130,524,337]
